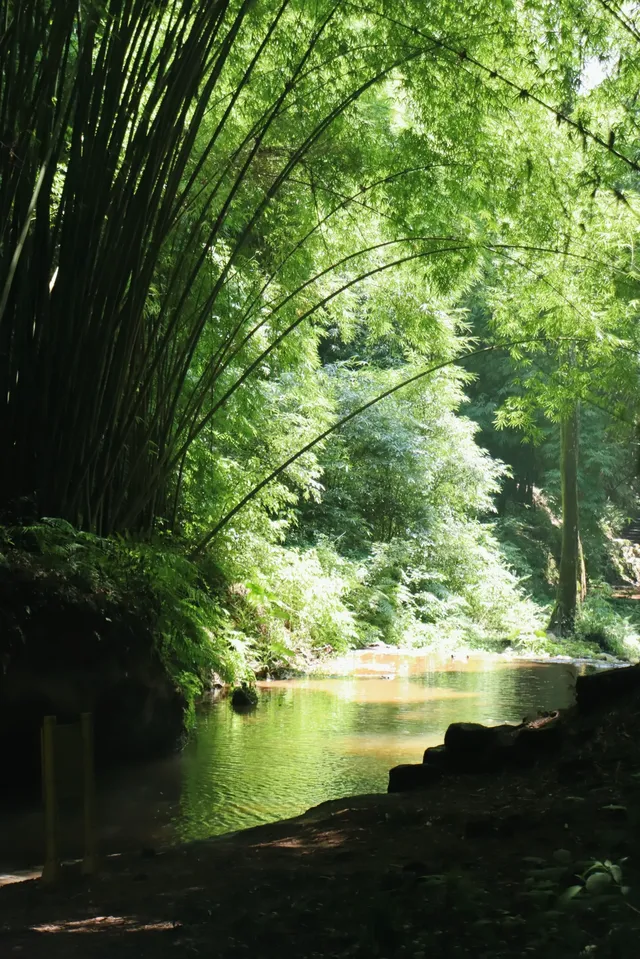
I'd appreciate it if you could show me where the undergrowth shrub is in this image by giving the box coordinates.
[211,534,361,673]
[574,592,640,659]
[212,514,543,669]
[1,520,248,722]
[344,518,543,651]
[494,502,560,602]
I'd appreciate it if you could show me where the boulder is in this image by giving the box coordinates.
[423,742,507,774]
[516,714,564,755]
[420,723,524,778]
[440,718,561,772]
[422,744,451,767]
[444,721,519,755]
[0,574,186,790]
[389,712,573,793]
[576,664,640,711]
[231,683,258,710]
[388,763,442,793]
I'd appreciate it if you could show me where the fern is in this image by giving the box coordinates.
[1,521,248,716]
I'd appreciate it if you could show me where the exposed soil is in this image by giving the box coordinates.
[2,673,640,958]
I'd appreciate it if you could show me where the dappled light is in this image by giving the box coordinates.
[31,916,175,935]
[252,827,349,851]
[260,676,480,702]
[0,869,40,887]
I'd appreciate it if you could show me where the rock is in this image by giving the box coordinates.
[388,763,442,793]
[444,721,487,753]
[444,721,518,754]
[0,566,186,789]
[423,742,491,774]
[422,744,451,767]
[418,716,563,782]
[231,684,258,709]
[441,721,523,771]
[392,710,573,795]
[517,714,564,755]
[576,664,640,711]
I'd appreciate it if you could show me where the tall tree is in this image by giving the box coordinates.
[550,403,587,632]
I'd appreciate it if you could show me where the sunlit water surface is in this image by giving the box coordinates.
[0,652,578,871]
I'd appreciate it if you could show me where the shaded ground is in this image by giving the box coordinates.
[2,686,640,958]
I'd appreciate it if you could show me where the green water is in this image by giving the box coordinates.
[0,653,577,871]
[171,654,575,842]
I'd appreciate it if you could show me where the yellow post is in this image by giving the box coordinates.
[41,715,58,883]
[81,712,97,874]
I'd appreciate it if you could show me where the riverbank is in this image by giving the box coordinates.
[0,655,577,872]
[0,528,189,787]
[308,642,630,678]
[2,667,640,958]
[3,517,638,793]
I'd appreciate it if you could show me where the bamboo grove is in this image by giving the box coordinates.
[1,0,640,548]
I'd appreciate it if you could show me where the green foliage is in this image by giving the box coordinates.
[493,502,561,602]
[345,520,543,651]
[559,858,629,906]
[283,358,545,652]
[1,520,248,719]
[574,593,640,660]
[210,536,361,674]
[4,0,640,697]
[3,0,639,543]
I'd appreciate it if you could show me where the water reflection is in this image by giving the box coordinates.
[174,656,574,843]
[0,654,576,870]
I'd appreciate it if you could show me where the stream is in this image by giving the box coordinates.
[0,652,580,874]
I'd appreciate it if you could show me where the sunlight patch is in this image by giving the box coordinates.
[31,916,175,934]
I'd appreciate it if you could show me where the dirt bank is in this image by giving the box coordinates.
[0,543,186,790]
[2,669,640,958]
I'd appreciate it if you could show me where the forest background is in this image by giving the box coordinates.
[3,0,640,714]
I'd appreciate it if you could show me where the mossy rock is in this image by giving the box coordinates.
[231,683,258,709]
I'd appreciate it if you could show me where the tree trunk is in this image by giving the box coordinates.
[550,405,586,634]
